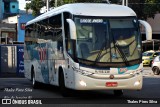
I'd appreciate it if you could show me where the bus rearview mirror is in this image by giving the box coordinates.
[66,19,76,40]
[139,20,152,40]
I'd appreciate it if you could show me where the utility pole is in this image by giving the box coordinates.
[55,0,57,8]
[122,0,125,5]
[126,0,128,6]
[46,0,49,12]
[122,0,128,6]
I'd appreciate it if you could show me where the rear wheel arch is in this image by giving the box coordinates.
[58,66,71,97]
[31,65,39,88]
[58,66,65,85]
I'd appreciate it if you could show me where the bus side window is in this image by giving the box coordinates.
[64,24,74,57]
[67,39,74,57]
[57,29,63,52]
[66,29,75,58]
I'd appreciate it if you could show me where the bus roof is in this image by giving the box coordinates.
[26,3,136,25]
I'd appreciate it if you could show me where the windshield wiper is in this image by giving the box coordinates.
[94,31,108,64]
[94,41,106,65]
[112,34,129,66]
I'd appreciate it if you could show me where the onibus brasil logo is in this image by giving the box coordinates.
[2,99,42,104]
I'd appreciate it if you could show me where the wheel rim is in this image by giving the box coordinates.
[154,67,159,74]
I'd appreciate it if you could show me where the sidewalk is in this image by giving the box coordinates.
[0,72,24,78]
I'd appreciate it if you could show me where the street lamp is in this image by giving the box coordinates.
[46,0,58,11]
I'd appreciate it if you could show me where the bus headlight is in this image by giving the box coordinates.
[134,80,141,86]
[79,80,87,87]
[73,67,93,76]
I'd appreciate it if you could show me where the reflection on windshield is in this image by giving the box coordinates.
[74,17,142,65]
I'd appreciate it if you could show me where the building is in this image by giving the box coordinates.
[2,0,19,19]
[0,23,17,44]
[0,0,19,44]
[0,0,34,44]
[147,14,160,39]
[0,0,3,20]
[17,14,34,42]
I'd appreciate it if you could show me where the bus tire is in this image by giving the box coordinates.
[114,90,123,96]
[59,71,70,97]
[153,67,160,75]
[31,68,39,89]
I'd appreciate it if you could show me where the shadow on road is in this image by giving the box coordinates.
[36,83,135,99]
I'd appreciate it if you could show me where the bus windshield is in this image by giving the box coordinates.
[74,17,142,66]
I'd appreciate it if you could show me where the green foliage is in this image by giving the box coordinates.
[25,0,45,16]
[25,3,31,14]
[128,0,145,19]
[129,0,160,19]
[143,0,160,19]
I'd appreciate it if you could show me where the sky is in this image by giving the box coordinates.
[18,0,31,10]
[18,0,46,13]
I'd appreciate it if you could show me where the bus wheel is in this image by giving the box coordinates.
[114,90,123,96]
[32,71,39,89]
[153,67,160,75]
[59,71,70,97]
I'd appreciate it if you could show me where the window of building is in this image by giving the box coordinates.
[12,5,15,9]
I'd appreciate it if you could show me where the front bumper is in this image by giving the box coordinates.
[73,73,143,90]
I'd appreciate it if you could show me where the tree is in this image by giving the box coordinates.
[128,0,146,19]
[129,0,160,19]
[25,0,45,16]
[25,3,31,14]
[143,0,160,19]
[110,0,160,20]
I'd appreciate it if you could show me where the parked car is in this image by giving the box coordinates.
[142,50,160,66]
[152,56,160,75]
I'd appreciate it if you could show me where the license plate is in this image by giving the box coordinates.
[106,82,118,87]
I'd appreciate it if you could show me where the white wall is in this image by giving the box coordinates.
[8,16,18,23]
[1,16,18,23]
[18,0,31,10]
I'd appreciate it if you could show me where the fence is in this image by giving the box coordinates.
[0,44,24,78]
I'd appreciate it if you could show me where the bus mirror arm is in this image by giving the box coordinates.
[139,20,152,40]
[66,19,77,40]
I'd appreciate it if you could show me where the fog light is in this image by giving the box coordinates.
[79,80,86,87]
[134,81,140,86]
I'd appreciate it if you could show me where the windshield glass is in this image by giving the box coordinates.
[74,17,142,66]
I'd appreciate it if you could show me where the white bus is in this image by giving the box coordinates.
[24,3,152,96]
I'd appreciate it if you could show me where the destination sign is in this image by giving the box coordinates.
[80,19,103,23]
